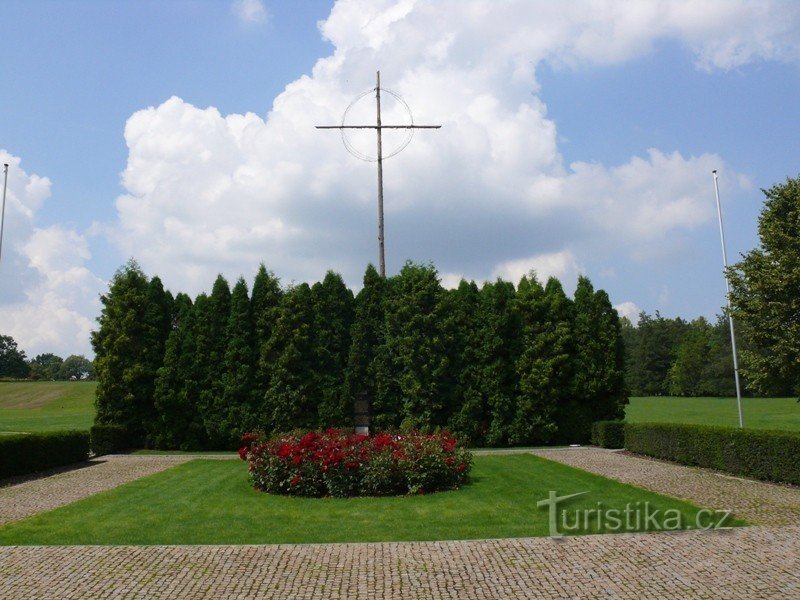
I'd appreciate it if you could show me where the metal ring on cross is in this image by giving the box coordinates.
[340,87,415,162]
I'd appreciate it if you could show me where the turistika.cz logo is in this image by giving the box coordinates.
[536,491,733,537]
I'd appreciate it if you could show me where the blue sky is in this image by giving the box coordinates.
[1,0,799,357]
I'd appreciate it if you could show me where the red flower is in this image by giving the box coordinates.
[290,475,302,486]
[238,446,249,461]
[292,455,303,466]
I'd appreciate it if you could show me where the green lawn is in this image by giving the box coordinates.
[626,396,800,432]
[0,381,96,433]
[0,455,741,545]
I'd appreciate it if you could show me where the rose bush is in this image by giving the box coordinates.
[239,429,472,497]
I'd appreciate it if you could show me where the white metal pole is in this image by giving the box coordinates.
[0,163,8,264]
[712,170,744,428]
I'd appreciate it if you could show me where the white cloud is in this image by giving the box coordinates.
[492,250,583,290]
[104,0,792,301]
[0,150,103,358]
[232,0,269,25]
[7,0,795,355]
[614,301,641,322]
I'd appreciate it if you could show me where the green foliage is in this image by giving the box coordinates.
[590,420,625,448]
[29,353,63,380]
[729,175,800,397]
[195,275,232,448]
[510,276,573,445]
[626,311,689,396]
[251,265,283,409]
[560,278,627,443]
[59,355,94,380]
[262,283,318,432]
[92,260,171,445]
[0,430,89,478]
[382,262,451,429]
[152,293,205,449]
[90,424,133,455]
[218,278,257,447]
[310,272,354,426]
[624,422,800,485]
[93,260,628,449]
[0,334,29,378]
[343,265,388,428]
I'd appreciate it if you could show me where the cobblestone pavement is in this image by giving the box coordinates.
[0,526,797,599]
[532,447,800,526]
[0,455,195,525]
[0,450,798,598]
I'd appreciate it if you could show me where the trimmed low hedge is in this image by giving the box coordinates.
[0,430,90,478]
[90,424,133,456]
[624,422,800,486]
[590,421,625,449]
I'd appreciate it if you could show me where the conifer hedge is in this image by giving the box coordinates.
[92,260,628,450]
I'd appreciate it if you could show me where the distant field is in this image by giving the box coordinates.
[626,396,800,432]
[0,381,96,433]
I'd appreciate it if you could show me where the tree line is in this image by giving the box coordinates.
[624,175,800,400]
[92,260,627,450]
[0,335,94,380]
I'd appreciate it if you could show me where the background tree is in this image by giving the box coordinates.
[729,175,800,397]
[0,335,29,378]
[626,311,689,396]
[29,353,63,380]
[59,355,94,380]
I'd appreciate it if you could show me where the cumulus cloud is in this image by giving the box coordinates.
[492,250,583,291]
[232,0,269,25]
[0,151,103,357]
[614,301,641,322]
[93,0,796,304]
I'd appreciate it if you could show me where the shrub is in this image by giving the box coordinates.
[0,430,90,478]
[590,421,625,449]
[240,429,472,497]
[624,422,800,486]
[90,424,133,456]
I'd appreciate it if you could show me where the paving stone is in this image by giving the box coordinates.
[0,449,797,598]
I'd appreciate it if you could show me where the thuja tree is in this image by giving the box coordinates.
[94,259,630,449]
[220,278,257,446]
[195,275,232,448]
[474,279,522,447]
[559,277,627,443]
[251,265,283,405]
[311,271,355,426]
[93,260,172,444]
[381,262,452,430]
[343,265,388,428]
[510,276,575,446]
[152,293,201,449]
[262,283,318,431]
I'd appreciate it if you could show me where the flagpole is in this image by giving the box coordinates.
[713,169,744,428]
[0,163,8,264]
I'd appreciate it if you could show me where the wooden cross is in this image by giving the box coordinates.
[316,71,441,277]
